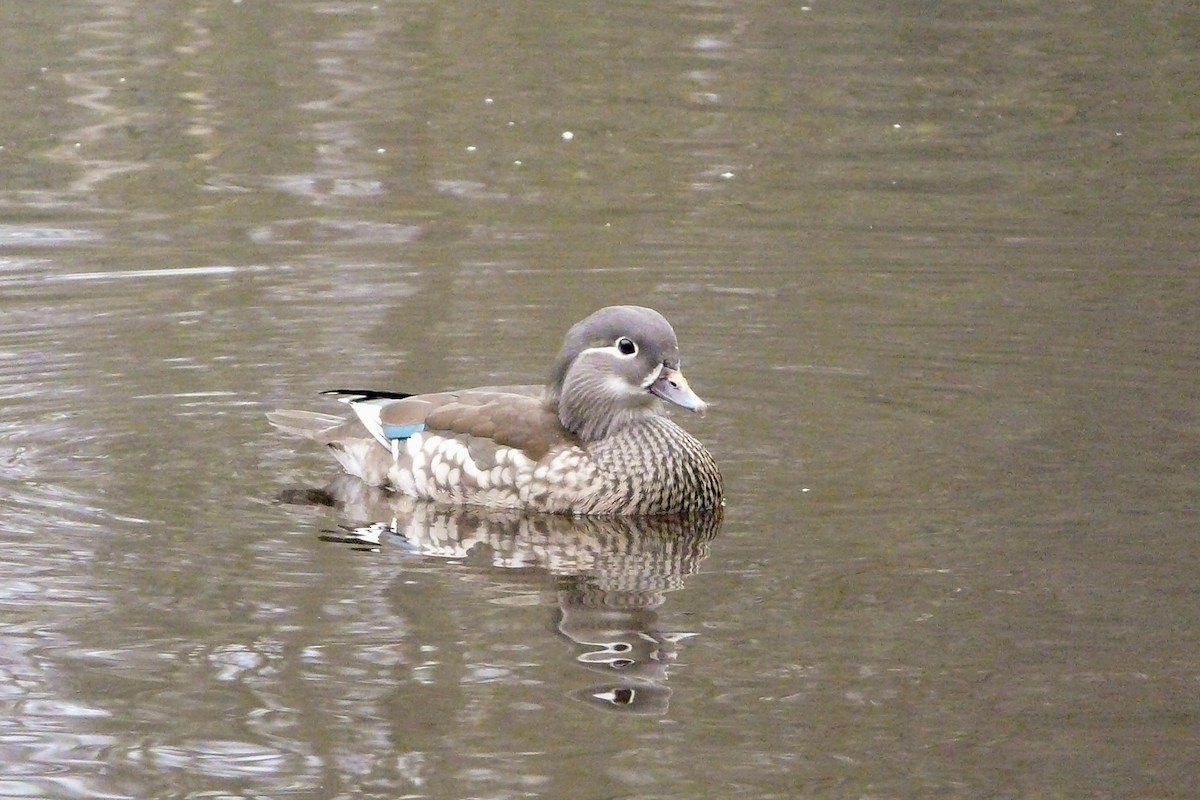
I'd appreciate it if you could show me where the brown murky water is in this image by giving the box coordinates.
[1,0,1197,797]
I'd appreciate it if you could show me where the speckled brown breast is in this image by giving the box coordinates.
[387,414,721,516]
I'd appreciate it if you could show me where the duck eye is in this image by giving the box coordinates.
[615,337,638,356]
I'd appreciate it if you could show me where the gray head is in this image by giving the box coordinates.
[545,305,708,442]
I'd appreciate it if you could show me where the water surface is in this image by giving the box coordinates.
[1,0,1197,797]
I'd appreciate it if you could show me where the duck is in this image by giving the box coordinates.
[267,305,722,516]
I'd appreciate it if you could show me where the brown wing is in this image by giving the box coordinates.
[376,385,574,461]
[427,395,576,461]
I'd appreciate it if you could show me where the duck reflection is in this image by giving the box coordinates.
[280,476,722,715]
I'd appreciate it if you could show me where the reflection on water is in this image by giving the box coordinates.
[287,477,722,715]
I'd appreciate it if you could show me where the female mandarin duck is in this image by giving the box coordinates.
[268,305,722,516]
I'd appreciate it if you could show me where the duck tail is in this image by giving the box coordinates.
[266,409,346,441]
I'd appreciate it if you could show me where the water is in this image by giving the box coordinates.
[1,0,1197,797]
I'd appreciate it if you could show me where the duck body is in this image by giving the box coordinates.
[268,306,723,516]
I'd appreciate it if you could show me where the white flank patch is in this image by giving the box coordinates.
[409,435,431,494]
[393,434,541,504]
[433,459,449,487]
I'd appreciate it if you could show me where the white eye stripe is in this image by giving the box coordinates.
[577,340,640,360]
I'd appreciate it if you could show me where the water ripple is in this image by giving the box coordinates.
[128,741,303,780]
[0,226,103,248]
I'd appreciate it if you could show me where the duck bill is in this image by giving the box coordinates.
[650,367,708,414]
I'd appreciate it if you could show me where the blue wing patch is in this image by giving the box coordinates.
[382,423,425,441]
